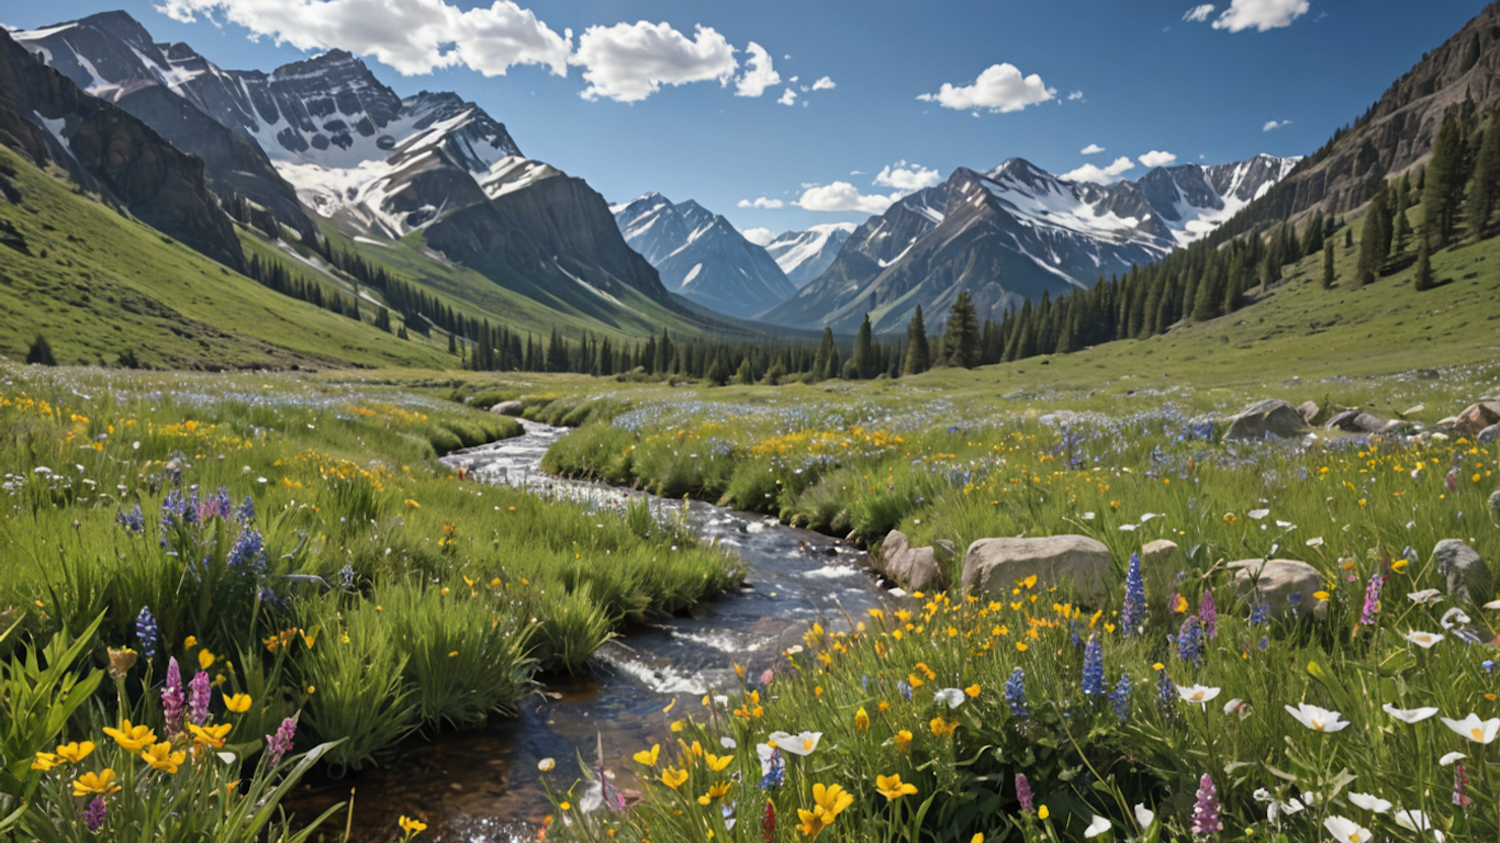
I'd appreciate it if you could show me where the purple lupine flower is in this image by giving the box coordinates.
[188,671,211,726]
[1015,773,1034,814]
[1191,773,1223,835]
[83,796,106,832]
[1359,572,1385,626]
[1110,673,1132,722]
[1156,668,1176,717]
[1005,667,1028,717]
[1454,763,1473,808]
[134,607,158,659]
[265,712,300,767]
[1081,635,1104,696]
[199,486,232,521]
[1120,552,1146,636]
[236,495,256,525]
[162,657,185,736]
[1198,590,1218,639]
[1176,615,1202,665]
[227,528,267,577]
[115,505,145,534]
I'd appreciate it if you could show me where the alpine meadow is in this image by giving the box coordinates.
[2,2,1500,842]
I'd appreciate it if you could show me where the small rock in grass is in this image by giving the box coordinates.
[1223,399,1313,441]
[1431,539,1491,605]
[1229,558,1327,620]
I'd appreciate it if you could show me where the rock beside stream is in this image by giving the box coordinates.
[961,535,1110,601]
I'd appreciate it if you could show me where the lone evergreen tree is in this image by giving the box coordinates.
[25,335,55,366]
[941,291,981,368]
[1413,232,1434,291]
[1393,188,1411,255]
[903,305,930,375]
[1322,239,1335,289]
[851,314,876,379]
[812,327,835,382]
[1355,190,1390,287]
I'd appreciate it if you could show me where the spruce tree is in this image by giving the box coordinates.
[812,327,835,381]
[25,335,55,366]
[1413,232,1434,291]
[1424,114,1470,247]
[851,314,876,379]
[1355,190,1390,287]
[902,306,930,375]
[1466,118,1500,241]
[1393,187,1411,255]
[941,291,981,368]
[706,356,730,385]
[1322,239,1335,289]
[823,346,842,381]
[734,358,754,385]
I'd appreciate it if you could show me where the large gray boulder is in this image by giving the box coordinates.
[1455,402,1500,438]
[879,531,947,593]
[1432,539,1491,604]
[1229,558,1326,619]
[489,400,525,416]
[961,535,1111,601]
[1325,409,1409,435]
[1224,399,1314,441]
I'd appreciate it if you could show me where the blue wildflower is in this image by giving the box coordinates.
[116,505,145,534]
[1250,601,1270,626]
[227,528,267,577]
[235,495,255,525]
[339,563,355,589]
[135,607,158,659]
[1120,551,1146,636]
[1005,667,1028,717]
[897,680,913,702]
[1156,668,1176,716]
[759,748,784,789]
[1110,673,1132,721]
[1176,615,1202,665]
[1081,635,1105,696]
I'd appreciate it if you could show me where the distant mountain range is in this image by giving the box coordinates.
[761,223,856,288]
[612,192,796,318]
[760,154,1297,334]
[9,10,729,335]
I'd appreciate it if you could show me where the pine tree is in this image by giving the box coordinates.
[1424,113,1471,247]
[448,333,458,355]
[1344,227,1353,249]
[1393,187,1412,255]
[706,356,730,385]
[1356,189,1390,287]
[1466,118,1500,241]
[902,305,930,375]
[25,335,55,366]
[851,314,876,379]
[734,358,754,385]
[1302,210,1325,256]
[812,327,835,381]
[1322,239,1335,289]
[1413,231,1434,291]
[941,291,981,368]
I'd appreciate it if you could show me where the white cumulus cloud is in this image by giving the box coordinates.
[734,41,779,97]
[1067,90,1084,100]
[1209,0,1309,32]
[917,62,1055,113]
[811,76,835,90]
[795,182,901,214]
[155,0,571,77]
[777,87,798,106]
[1263,119,1293,131]
[571,21,736,102]
[1060,156,1135,185]
[740,227,775,246]
[873,160,941,192]
[1139,150,1178,167]
[1080,143,1106,155]
[736,197,784,209]
[1182,4,1216,22]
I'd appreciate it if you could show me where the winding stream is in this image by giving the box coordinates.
[291,419,894,842]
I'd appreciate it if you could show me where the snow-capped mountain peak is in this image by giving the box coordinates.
[763,223,857,288]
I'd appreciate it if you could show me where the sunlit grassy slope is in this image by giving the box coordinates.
[0,145,451,369]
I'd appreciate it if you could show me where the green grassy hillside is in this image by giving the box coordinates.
[0,145,451,369]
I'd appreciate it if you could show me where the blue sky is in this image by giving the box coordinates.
[6,0,1490,237]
